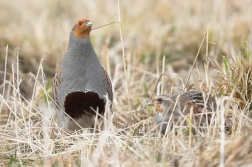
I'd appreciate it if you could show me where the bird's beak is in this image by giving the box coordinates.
[86,21,92,27]
[147,100,154,106]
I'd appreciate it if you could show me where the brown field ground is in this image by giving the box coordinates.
[0,0,252,166]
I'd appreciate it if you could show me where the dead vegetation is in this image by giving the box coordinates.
[0,0,252,166]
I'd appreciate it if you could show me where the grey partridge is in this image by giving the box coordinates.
[52,19,113,131]
[154,91,216,134]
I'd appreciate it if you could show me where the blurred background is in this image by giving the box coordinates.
[0,0,252,101]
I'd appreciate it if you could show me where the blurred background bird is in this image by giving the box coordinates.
[154,91,216,134]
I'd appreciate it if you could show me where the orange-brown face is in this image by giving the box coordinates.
[156,103,164,113]
[73,19,92,39]
[153,97,164,113]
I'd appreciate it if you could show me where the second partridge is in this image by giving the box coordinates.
[154,91,216,134]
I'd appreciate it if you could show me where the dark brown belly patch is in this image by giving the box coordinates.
[64,91,105,119]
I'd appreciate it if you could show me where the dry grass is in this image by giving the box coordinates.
[1,0,252,166]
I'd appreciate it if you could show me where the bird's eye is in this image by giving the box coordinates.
[157,99,162,104]
[78,22,82,26]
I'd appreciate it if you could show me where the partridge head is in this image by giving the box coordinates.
[52,19,113,131]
